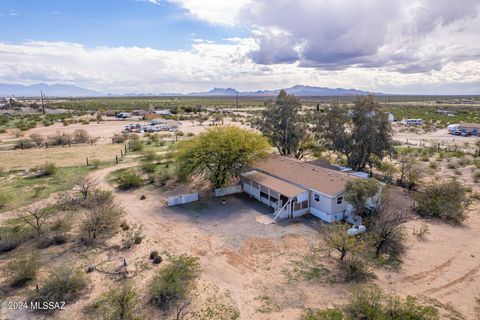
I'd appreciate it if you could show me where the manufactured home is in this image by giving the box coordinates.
[241,156,377,223]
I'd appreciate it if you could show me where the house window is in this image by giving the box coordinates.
[337,196,343,205]
[314,193,320,202]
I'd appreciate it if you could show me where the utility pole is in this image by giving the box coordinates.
[40,90,46,115]
[235,92,238,108]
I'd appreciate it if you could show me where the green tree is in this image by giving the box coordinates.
[344,179,381,217]
[91,281,143,320]
[175,126,270,188]
[321,95,393,171]
[415,180,469,223]
[255,90,312,159]
[149,255,200,312]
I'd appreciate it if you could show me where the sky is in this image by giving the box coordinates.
[0,0,479,95]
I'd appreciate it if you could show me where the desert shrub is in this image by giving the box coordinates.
[149,255,200,310]
[117,171,143,190]
[300,308,344,320]
[121,224,144,249]
[150,250,159,259]
[345,287,438,320]
[112,133,128,143]
[34,162,57,177]
[29,133,45,146]
[31,266,87,310]
[0,222,34,253]
[472,170,480,183]
[415,180,469,223]
[4,252,41,286]
[429,161,437,169]
[47,131,72,146]
[0,193,9,209]
[80,190,123,242]
[154,169,172,187]
[16,138,36,149]
[120,220,130,230]
[89,281,143,320]
[338,256,372,283]
[73,129,90,143]
[412,223,430,240]
[129,140,144,152]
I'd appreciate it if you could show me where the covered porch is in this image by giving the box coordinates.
[241,170,309,220]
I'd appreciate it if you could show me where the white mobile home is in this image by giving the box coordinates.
[241,156,374,223]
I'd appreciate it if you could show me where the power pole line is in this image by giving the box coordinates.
[40,90,46,115]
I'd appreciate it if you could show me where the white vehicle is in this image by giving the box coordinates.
[405,119,424,125]
[447,124,459,133]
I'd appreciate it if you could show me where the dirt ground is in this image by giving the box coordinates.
[393,127,479,149]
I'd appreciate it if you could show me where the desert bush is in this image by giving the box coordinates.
[149,255,200,310]
[89,281,143,320]
[415,180,469,223]
[17,204,52,237]
[112,133,128,143]
[413,223,430,240]
[300,308,344,320]
[154,169,172,187]
[345,287,438,320]
[16,138,36,149]
[117,171,143,190]
[0,222,34,253]
[472,170,480,183]
[73,129,90,143]
[29,133,45,146]
[80,191,123,242]
[47,131,72,146]
[121,224,144,249]
[0,193,9,209]
[4,252,41,286]
[31,266,87,310]
[33,162,57,177]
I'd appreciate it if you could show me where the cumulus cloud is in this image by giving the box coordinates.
[168,0,480,74]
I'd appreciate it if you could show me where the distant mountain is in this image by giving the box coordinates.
[186,85,381,97]
[0,83,101,97]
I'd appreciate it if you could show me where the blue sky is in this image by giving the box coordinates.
[0,0,479,94]
[0,0,246,50]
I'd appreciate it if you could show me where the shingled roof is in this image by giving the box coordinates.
[253,155,357,196]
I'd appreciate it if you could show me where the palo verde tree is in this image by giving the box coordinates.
[174,126,270,188]
[255,90,312,159]
[320,95,393,171]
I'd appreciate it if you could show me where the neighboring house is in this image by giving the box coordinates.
[154,109,171,116]
[458,123,480,135]
[241,156,377,223]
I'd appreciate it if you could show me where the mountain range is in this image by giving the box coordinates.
[0,83,380,97]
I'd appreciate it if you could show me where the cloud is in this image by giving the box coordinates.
[0,40,479,94]
[167,0,480,74]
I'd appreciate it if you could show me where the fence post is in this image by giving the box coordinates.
[124,144,127,154]
[112,138,114,144]
[20,142,24,150]
[45,142,48,148]
[86,157,89,166]
[115,155,119,164]
[120,150,123,158]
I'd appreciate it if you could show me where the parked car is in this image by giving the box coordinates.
[461,131,471,137]
[453,130,461,136]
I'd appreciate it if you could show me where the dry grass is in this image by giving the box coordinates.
[0,143,125,171]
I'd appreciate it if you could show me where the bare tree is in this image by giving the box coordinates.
[17,205,51,237]
[76,176,98,200]
[80,191,122,241]
[370,192,408,257]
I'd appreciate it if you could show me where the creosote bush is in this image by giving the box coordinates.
[4,252,41,287]
[149,255,200,310]
[89,281,143,320]
[31,266,87,311]
[116,171,143,190]
[415,180,469,223]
